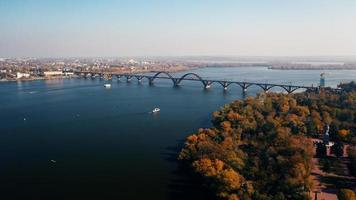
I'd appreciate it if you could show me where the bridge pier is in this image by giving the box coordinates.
[257,84,271,92]
[286,86,295,94]
[172,78,180,87]
[134,75,143,83]
[148,77,154,85]
[219,81,229,90]
[125,75,132,82]
[91,74,96,79]
[240,83,249,93]
[203,81,212,89]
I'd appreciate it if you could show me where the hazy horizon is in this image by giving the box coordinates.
[1,0,356,58]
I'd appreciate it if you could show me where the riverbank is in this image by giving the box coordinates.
[0,75,75,82]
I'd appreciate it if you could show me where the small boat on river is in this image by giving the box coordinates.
[152,108,160,113]
[104,84,111,88]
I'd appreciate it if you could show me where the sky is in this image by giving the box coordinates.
[0,0,356,58]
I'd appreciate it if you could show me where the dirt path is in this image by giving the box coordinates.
[310,139,356,200]
[310,158,338,200]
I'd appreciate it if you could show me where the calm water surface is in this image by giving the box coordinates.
[0,67,355,200]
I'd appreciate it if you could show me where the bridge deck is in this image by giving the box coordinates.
[75,71,340,93]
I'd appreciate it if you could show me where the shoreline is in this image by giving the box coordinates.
[0,67,198,83]
[0,76,75,83]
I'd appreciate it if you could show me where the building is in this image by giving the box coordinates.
[16,72,30,79]
[320,73,325,87]
[43,71,63,77]
[63,71,74,76]
[323,125,330,145]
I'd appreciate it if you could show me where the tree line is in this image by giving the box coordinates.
[179,81,356,200]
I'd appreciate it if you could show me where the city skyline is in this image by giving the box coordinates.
[1,0,356,58]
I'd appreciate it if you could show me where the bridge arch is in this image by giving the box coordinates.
[177,73,205,86]
[235,82,253,91]
[216,81,233,89]
[150,71,177,85]
[255,84,276,92]
[279,85,302,94]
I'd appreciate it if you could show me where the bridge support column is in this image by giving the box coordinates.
[203,81,212,89]
[287,86,293,94]
[126,76,132,82]
[241,83,248,93]
[172,78,180,87]
[149,78,154,85]
[222,82,228,90]
[259,84,270,92]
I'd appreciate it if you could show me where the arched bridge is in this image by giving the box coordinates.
[75,71,330,93]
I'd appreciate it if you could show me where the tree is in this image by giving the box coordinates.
[338,129,350,138]
[337,189,356,200]
[348,147,356,176]
[179,83,356,200]
[331,141,344,158]
[315,142,327,158]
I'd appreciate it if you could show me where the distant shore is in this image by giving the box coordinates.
[204,63,356,70]
[0,76,74,82]
[0,67,196,83]
[268,66,356,70]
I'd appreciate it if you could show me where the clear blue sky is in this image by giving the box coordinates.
[1,0,356,57]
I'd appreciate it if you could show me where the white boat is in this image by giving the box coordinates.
[152,108,160,113]
[50,160,56,163]
[104,84,111,88]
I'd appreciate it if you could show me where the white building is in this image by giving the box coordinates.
[63,72,74,76]
[128,59,139,65]
[16,72,30,79]
[43,71,63,77]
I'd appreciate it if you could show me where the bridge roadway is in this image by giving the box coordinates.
[75,71,323,93]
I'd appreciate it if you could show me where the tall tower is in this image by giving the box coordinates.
[320,73,325,87]
[323,125,330,145]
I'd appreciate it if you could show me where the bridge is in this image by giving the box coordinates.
[75,71,325,93]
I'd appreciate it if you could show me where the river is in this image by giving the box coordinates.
[0,67,355,200]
